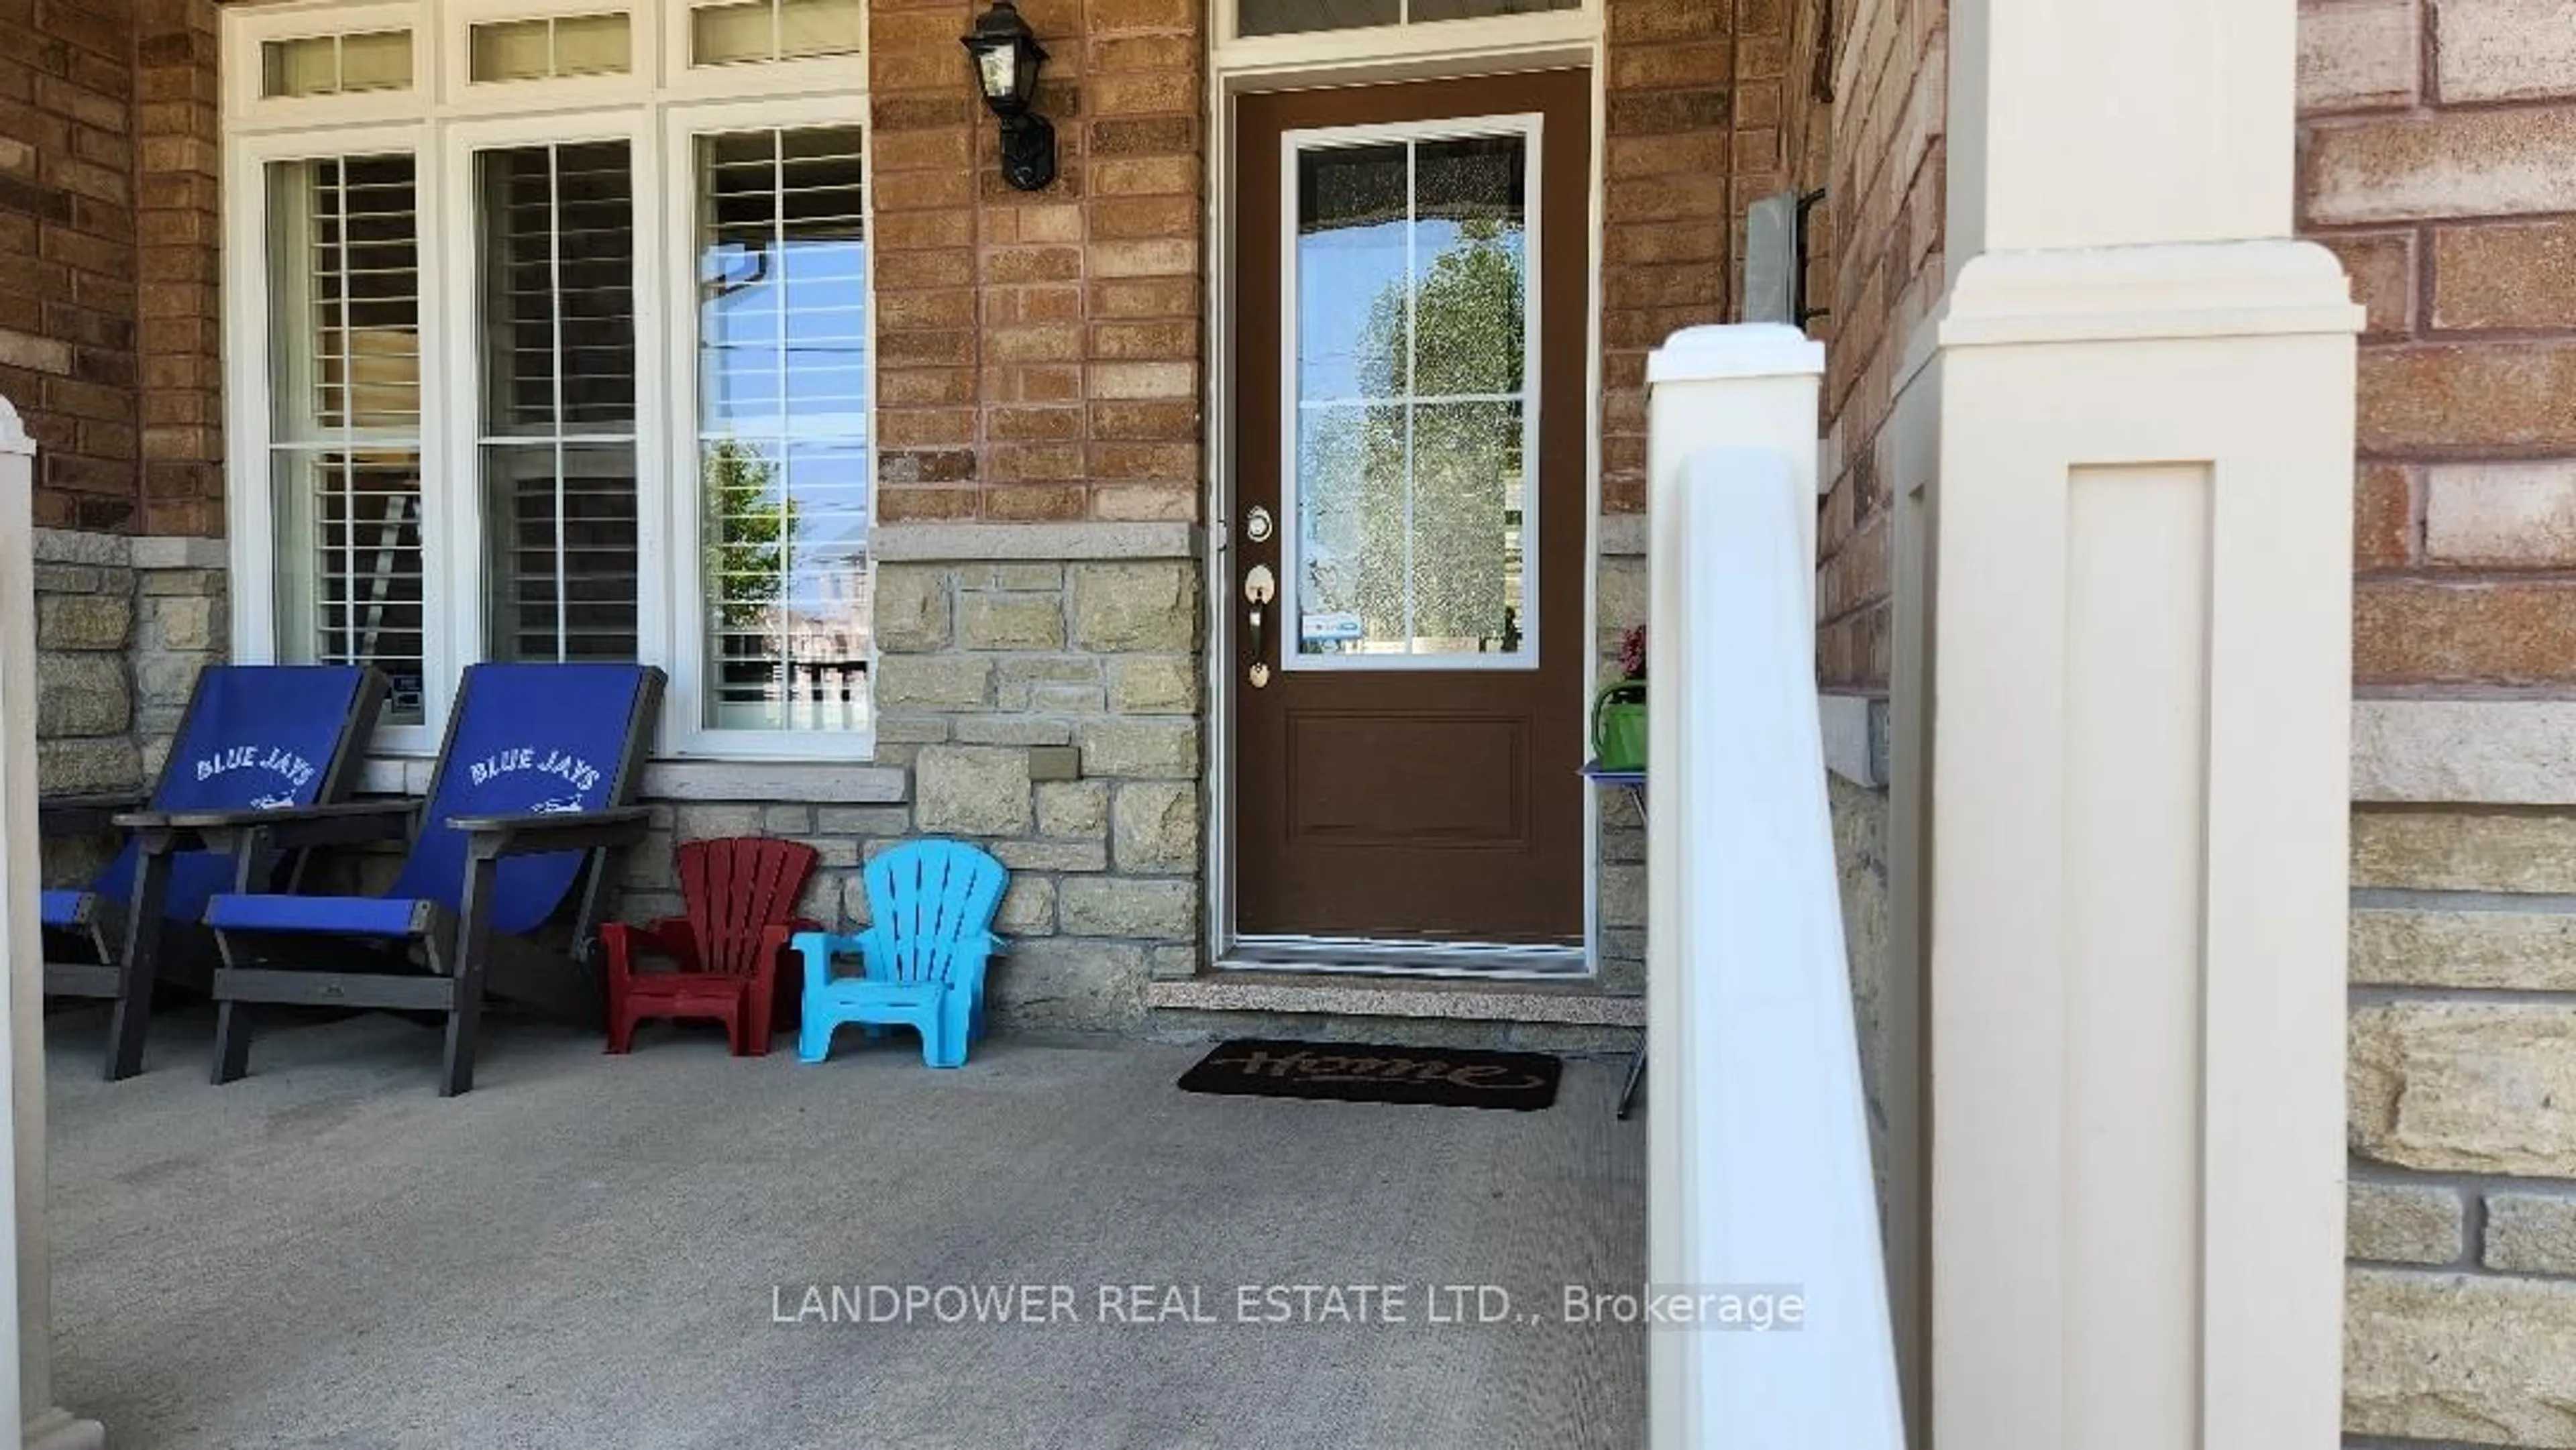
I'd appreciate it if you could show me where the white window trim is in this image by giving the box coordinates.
[656,0,869,99]
[437,107,671,712]
[441,0,655,113]
[1214,1,1600,82]
[1275,112,1546,675]
[659,93,877,759]
[223,119,448,757]
[226,1,435,131]
[221,0,879,763]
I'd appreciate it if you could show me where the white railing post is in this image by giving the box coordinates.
[1644,326,1903,1449]
[0,396,105,1450]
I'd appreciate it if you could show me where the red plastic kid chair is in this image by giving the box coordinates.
[601,837,821,1056]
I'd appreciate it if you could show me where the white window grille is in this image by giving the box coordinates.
[476,140,641,663]
[694,125,870,733]
[468,13,631,82]
[266,154,430,723]
[262,30,414,98]
[225,2,878,757]
[688,0,863,67]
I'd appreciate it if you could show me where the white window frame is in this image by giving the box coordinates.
[660,93,877,758]
[1275,112,1546,675]
[221,0,878,762]
[1214,0,1599,81]
[441,0,655,113]
[225,2,433,130]
[224,120,448,756]
[438,107,669,696]
[657,0,869,99]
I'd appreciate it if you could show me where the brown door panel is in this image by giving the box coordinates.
[1232,71,1591,946]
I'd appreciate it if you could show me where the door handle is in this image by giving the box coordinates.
[1244,564,1276,688]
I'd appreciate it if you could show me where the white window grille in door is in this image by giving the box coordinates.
[476,140,641,662]
[268,153,429,723]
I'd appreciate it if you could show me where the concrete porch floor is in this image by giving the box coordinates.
[43,1006,1646,1449]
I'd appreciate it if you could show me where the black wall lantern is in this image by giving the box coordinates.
[963,1,1055,192]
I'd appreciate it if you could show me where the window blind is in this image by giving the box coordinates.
[478,141,641,664]
[267,155,428,723]
[696,125,871,732]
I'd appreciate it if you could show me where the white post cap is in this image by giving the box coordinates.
[1648,322,1825,386]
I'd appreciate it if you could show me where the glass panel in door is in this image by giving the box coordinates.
[1287,128,1534,665]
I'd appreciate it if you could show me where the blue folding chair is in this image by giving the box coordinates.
[188,663,664,1096]
[792,840,1008,1069]
[38,665,383,1080]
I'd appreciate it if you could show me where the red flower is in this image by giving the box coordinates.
[1619,624,1646,681]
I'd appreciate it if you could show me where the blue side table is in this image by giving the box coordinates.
[1582,761,1648,1119]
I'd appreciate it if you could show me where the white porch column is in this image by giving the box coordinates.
[1889,0,2361,1445]
[0,398,105,1450]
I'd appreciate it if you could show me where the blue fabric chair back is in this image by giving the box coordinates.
[101,665,372,922]
[862,840,1008,985]
[388,663,651,936]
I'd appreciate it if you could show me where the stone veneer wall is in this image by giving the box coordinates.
[2302,0,2576,1439]
[350,536,1209,1036]
[862,545,1202,1027]
[32,528,229,885]
[568,544,1201,1036]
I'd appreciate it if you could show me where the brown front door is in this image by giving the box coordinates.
[1232,72,1590,948]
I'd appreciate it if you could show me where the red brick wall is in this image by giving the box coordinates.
[867,0,1203,526]
[1600,0,1731,516]
[2302,0,2576,687]
[1599,0,1786,517]
[1801,0,1944,691]
[135,0,222,539]
[0,0,140,533]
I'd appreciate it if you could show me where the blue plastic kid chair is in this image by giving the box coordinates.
[792,839,1008,1068]
[189,662,663,1095]
[38,665,384,1080]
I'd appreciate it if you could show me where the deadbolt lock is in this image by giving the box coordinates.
[1243,505,1274,544]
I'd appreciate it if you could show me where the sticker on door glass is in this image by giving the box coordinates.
[1300,612,1364,648]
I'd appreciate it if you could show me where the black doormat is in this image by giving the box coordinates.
[1177,1038,1560,1111]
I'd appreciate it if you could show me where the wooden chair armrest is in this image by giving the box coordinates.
[454,806,653,860]
[169,798,420,854]
[38,792,148,836]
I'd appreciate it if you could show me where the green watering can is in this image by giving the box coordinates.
[1591,679,1646,771]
